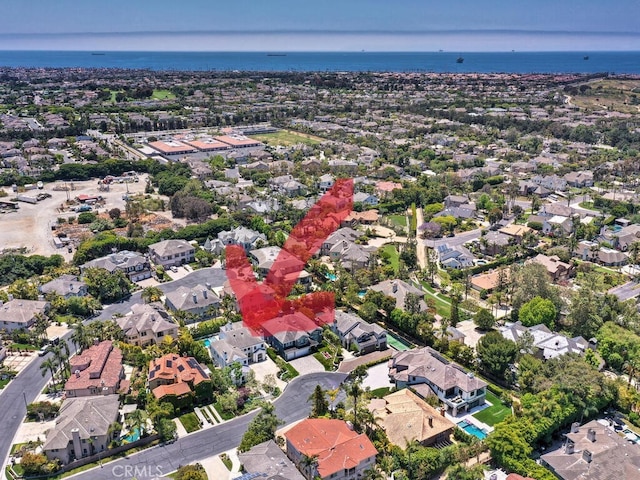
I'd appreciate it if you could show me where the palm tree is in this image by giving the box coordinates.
[71,322,89,351]
[40,358,56,390]
[342,380,364,432]
[141,286,163,304]
[127,409,146,437]
[624,358,640,386]
[299,453,319,480]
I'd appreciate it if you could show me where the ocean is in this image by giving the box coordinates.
[0,51,639,74]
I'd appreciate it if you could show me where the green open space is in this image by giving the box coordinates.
[420,281,452,318]
[151,89,176,100]
[388,214,408,227]
[472,391,512,426]
[251,130,323,146]
[179,412,201,433]
[380,244,400,273]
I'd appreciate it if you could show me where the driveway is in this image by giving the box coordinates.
[362,363,393,391]
[250,357,286,392]
[289,355,325,376]
[453,320,486,349]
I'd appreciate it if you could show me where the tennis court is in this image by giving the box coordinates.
[387,333,412,351]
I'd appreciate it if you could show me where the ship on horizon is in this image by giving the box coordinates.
[266,53,287,57]
[456,56,464,64]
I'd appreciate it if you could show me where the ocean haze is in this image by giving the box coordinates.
[1,30,640,52]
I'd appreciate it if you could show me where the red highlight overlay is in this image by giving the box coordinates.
[226,178,353,335]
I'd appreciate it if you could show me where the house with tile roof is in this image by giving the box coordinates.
[332,310,387,355]
[164,284,221,320]
[148,239,195,268]
[368,389,455,449]
[499,321,589,360]
[148,353,211,407]
[43,395,120,465]
[238,440,305,480]
[369,279,428,312]
[388,347,487,416]
[261,312,323,361]
[80,250,151,282]
[116,303,178,347]
[541,419,640,480]
[209,321,266,371]
[284,418,377,480]
[0,298,49,332]
[39,275,88,299]
[65,341,125,398]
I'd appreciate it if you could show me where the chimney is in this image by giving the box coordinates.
[392,281,398,293]
[582,449,592,463]
[587,428,596,442]
[428,416,433,427]
[565,442,575,454]
[571,422,580,433]
[440,407,446,417]
[75,369,81,378]
[151,314,156,322]
[0,300,3,307]
[203,289,208,299]
[38,294,44,301]
[192,293,198,304]
[7,294,13,301]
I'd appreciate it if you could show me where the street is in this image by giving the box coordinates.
[66,372,346,480]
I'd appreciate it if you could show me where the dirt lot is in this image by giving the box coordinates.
[0,174,171,260]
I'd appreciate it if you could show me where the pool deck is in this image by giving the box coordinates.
[445,400,494,436]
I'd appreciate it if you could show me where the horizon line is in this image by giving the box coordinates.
[2,28,640,37]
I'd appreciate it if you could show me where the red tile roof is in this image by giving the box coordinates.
[285,419,377,478]
[65,341,123,394]
[148,353,209,400]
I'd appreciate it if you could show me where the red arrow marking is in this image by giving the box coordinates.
[227,178,353,335]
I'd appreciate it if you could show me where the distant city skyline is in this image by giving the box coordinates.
[2,0,639,51]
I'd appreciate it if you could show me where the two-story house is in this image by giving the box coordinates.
[249,246,312,289]
[43,395,120,465]
[80,250,151,282]
[116,303,178,347]
[209,321,266,370]
[164,284,221,321]
[64,341,125,398]
[148,353,211,406]
[39,275,88,299]
[148,239,195,268]
[388,347,487,416]
[285,418,377,480]
[261,312,323,361]
[0,297,49,332]
[332,310,387,355]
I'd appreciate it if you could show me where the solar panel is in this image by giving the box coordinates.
[177,365,185,372]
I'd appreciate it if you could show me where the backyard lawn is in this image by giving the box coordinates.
[472,391,512,426]
[380,244,400,273]
[420,281,451,318]
[388,214,408,228]
[179,412,201,433]
[251,130,323,146]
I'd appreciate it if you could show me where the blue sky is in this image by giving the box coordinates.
[1,0,639,51]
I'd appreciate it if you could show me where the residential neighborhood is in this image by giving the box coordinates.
[1,63,640,480]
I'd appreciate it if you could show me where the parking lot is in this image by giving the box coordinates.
[0,175,150,259]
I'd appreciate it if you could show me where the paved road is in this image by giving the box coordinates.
[422,228,482,249]
[67,372,347,480]
[0,267,228,474]
[609,280,640,302]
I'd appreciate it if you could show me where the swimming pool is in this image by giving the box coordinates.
[325,273,337,281]
[123,427,140,443]
[457,420,488,440]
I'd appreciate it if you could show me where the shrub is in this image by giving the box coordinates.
[77,212,97,224]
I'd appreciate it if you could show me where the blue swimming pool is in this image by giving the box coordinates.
[325,273,337,281]
[124,427,140,443]
[203,339,211,348]
[457,420,488,440]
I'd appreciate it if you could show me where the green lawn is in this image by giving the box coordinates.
[388,214,408,227]
[369,387,391,398]
[380,244,400,273]
[9,343,37,351]
[151,89,176,100]
[420,281,451,318]
[472,391,512,426]
[213,402,235,421]
[0,379,10,390]
[179,412,201,433]
[251,130,323,146]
